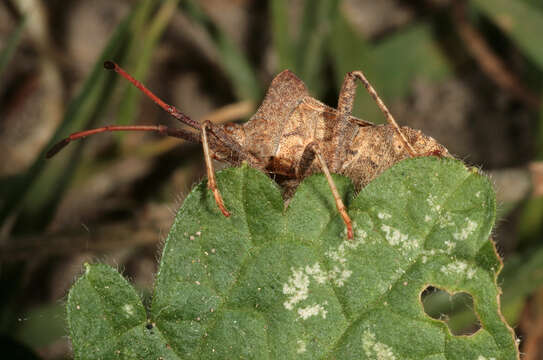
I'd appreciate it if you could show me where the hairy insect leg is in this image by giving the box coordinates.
[301,142,353,239]
[201,120,230,217]
[338,71,416,157]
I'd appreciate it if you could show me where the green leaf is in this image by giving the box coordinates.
[472,0,543,70]
[67,264,177,359]
[67,158,518,359]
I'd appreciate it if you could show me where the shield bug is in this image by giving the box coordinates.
[47,61,450,239]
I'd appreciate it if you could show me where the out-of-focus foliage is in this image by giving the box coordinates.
[472,0,543,70]
[0,13,26,82]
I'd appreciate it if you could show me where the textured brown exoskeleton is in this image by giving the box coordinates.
[47,62,450,239]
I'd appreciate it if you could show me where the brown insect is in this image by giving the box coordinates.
[47,61,450,239]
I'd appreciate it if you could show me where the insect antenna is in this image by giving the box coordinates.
[45,125,201,158]
[46,61,203,158]
[103,61,201,130]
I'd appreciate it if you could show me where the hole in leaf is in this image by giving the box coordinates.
[421,286,481,335]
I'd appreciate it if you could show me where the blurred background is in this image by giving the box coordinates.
[0,0,542,358]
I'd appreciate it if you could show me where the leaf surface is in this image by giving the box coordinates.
[67,157,518,359]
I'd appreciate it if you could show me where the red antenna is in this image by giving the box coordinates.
[46,61,202,158]
[103,61,200,130]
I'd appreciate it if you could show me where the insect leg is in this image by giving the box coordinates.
[204,122,263,167]
[338,71,416,157]
[202,120,230,217]
[301,142,353,239]
[297,143,317,178]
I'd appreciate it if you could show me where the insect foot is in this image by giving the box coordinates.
[47,62,451,239]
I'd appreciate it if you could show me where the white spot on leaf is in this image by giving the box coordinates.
[305,263,328,284]
[282,223,369,320]
[354,229,367,243]
[297,302,328,320]
[380,225,419,251]
[362,330,396,360]
[282,268,309,310]
[427,194,441,212]
[440,260,476,279]
[378,212,391,220]
[438,212,454,229]
[297,340,306,354]
[453,218,478,240]
[444,240,456,254]
[123,304,134,316]
[380,225,407,247]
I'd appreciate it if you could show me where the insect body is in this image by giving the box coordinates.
[218,70,449,193]
[48,62,450,239]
